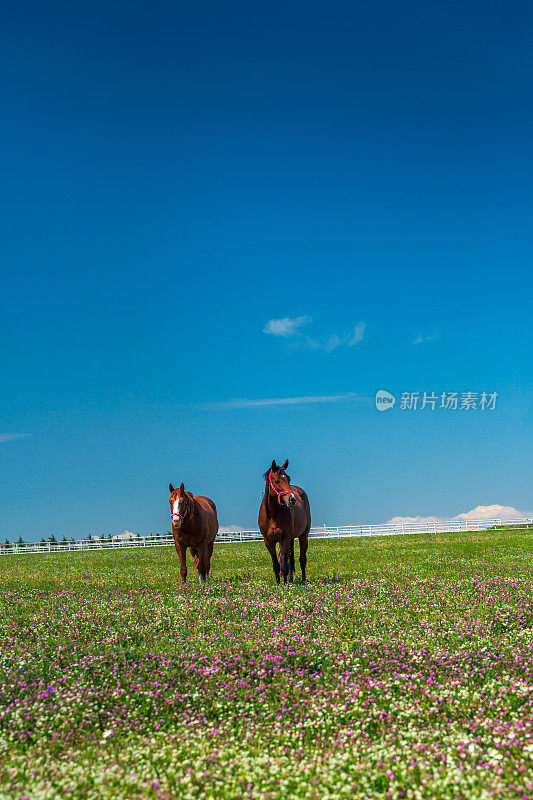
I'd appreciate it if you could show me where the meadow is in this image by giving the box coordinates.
[1,529,532,800]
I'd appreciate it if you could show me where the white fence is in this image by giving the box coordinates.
[1,518,532,556]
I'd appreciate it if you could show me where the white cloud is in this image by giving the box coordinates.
[451,504,528,521]
[263,315,310,337]
[306,321,366,352]
[388,504,530,525]
[306,335,343,352]
[0,433,31,444]
[112,530,139,540]
[412,330,439,345]
[198,393,358,410]
[388,515,442,525]
[350,321,366,346]
[263,316,365,352]
[218,525,245,534]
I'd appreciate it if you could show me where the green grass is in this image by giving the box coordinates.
[1,529,532,800]
[2,527,532,589]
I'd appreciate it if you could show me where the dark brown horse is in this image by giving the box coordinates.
[169,482,218,583]
[258,459,311,584]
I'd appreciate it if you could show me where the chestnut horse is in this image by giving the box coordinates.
[258,459,311,584]
[169,482,218,583]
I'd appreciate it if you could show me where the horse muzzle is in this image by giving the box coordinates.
[171,514,182,527]
[286,493,296,507]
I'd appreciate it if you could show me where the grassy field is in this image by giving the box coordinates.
[1,529,532,800]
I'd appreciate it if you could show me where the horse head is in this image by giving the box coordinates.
[265,459,296,507]
[169,482,192,528]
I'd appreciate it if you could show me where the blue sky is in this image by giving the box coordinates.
[1,1,532,540]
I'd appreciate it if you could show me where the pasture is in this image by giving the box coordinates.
[1,530,532,800]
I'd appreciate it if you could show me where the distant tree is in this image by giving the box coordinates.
[61,536,68,544]
[16,536,25,549]
[40,537,46,544]
[49,534,57,544]
[4,538,10,547]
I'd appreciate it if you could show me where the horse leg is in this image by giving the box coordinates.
[197,544,209,585]
[264,539,280,584]
[279,540,291,585]
[177,544,188,584]
[205,540,214,582]
[289,540,295,583]
[299,531,309,584]
[190,547,200,571]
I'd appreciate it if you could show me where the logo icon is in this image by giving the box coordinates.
[375,389,396,412]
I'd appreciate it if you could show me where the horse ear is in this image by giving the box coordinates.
[179,482,185,493]
[271,460,277,470]
[169,483,174,494]
[281,459,289,470]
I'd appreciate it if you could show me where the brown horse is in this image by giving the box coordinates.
[258,459,311,585]
[169,482,218,583]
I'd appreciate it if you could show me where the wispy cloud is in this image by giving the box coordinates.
[350,321,366,345]
[412,330,439,345]
[263,315,310,337]
[198,392,359,410]
[263,315,366,353]
[306,321,366,352]
[0,433,31,444]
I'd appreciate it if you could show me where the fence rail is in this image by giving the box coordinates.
[1,518,532,556]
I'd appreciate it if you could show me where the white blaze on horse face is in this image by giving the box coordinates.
[172,498,182,523]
